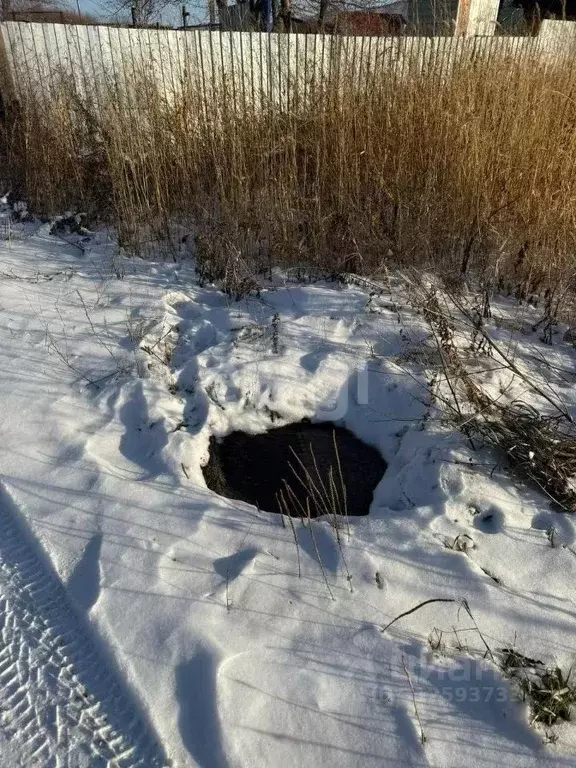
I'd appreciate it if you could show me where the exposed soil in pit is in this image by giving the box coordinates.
[203,421,386,517]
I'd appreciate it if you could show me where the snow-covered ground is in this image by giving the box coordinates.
[0,205,575,767]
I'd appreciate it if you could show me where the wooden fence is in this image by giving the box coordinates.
[1,20,576,113]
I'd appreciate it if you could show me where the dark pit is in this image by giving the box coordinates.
[203,421,386,518]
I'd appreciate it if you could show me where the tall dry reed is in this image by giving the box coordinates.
[5,34,576,292]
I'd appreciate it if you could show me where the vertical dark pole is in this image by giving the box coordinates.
[263,0,273,31]
[319,0,328,28]
[280,0,291,31]
[182,4,189,27]
[131,5,138,26]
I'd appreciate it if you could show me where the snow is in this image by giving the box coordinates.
[0,205,575,766]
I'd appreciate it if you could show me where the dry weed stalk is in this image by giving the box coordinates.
[276,488,301,578]
[402,655,427,745]
[305,498,336,601]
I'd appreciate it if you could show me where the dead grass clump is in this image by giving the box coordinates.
[471,403,576,512]
[416,280,576,512]
[501,649,576,726]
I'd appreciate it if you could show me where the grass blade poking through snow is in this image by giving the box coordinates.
[381,598,459,634]
[402,655,427,745]
[306,499,335,601]
[332,429,350,538]
[459,599,495,662]
[276,489,301,578]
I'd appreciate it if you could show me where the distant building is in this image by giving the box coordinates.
[5,5,96,24]
[220,1,459,34]
[332,10,407,34]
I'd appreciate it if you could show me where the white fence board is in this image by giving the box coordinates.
[1,21,576,110]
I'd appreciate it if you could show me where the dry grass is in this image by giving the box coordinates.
[5,35,576,292]
[501,649,576,726]
[414,277,576,513]
[470,404,576,512]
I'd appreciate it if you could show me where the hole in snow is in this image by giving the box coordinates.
[203,421,386,518]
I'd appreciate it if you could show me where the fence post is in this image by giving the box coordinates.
[455,0,499,35]
[538,19,576,55]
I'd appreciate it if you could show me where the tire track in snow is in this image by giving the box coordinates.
[0,482,169,767]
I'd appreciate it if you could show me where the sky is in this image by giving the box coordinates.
[75,0,210,25]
